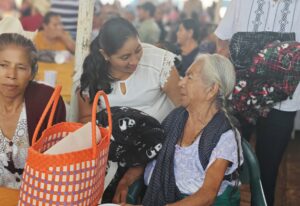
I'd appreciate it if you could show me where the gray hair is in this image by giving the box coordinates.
[196,53,236,99]
[196,54,241,187]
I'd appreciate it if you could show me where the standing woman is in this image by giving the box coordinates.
[78,17,181,202]
[0,17,66,189]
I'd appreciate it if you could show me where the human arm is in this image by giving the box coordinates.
[58,31,76,53]
[113,166,145,204]
[77,90,92,123]
[166,159,230,206]
[214,0,238,58]
[216,38,230,58]
[162,67,181,107]
[168,129,242,206]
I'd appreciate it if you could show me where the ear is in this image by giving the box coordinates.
[99,49,109,61]
[206,83,219,101]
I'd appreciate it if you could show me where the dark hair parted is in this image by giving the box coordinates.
[0,33,38,77]
[80,17,139,103]
[43,12,60,25]
[181,18,201,42]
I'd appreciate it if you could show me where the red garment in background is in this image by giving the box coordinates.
[20,13,43,31]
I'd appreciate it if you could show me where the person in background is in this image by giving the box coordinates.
[0,17,65,189]
[50,0,79,40]
[136,2,161,45]
[78,17,181,203]
[215,0,300,205]
[176,18,200,76]
[33,12,75,54]
[20,0,50,32]
[124,54,243,206]
[155,5,166,43]
[182,0,203,19]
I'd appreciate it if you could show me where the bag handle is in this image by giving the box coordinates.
[32,86,62,145]
[92,91,112,156]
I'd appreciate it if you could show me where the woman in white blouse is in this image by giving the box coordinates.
[78,17,181,203]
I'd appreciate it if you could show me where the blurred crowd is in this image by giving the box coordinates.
[0,0,218,61]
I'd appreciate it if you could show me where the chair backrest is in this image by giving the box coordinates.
[240,138,267,206]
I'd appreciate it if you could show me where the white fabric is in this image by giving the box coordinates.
[174,129,243,195]
[100,43,176,122]
[0,104,29,189]
[215,0,300,111]
[144,129,243,196]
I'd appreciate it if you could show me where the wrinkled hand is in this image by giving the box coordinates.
[112,166,144,204]
[112,180,129,204]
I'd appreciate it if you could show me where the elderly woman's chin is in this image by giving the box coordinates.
[0,85,23,99]
[179,97,189,108]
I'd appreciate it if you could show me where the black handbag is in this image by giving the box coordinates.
[229,31,295,70]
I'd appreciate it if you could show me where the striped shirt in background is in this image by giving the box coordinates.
[50,0,79,39]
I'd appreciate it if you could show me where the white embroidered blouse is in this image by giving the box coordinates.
[0,104,29,189]
[99,43,177,122]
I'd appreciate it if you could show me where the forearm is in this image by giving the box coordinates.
[216,38,230,58]
[167,188,216,206]
[113,166,145,203]
[120,166,145,186]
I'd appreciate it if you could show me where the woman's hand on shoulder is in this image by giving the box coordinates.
[162,67,181,107]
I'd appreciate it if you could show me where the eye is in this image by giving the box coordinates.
[18,66,26,70]
[120,55,129,61]
[0,63,7,68]
[17,64,30,71]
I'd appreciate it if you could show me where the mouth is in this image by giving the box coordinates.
[2,84,18,89]
[127,65,137,70]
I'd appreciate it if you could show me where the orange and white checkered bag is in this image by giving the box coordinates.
[18,86,112,206]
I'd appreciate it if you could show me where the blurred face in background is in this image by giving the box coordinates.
[177,24,192,46]
[43,15,64,39]
[137,8,148,22]
[155,7,164,22]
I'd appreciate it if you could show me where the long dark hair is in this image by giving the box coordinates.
[80,17,139,103]
[0,33,38,77]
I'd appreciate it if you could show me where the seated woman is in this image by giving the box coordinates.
[0,18,66,189]
[139,54,243,206]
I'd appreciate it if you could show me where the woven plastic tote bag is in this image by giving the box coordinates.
[18,86,112,206]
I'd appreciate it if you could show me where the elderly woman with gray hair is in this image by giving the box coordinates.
[123,54,243,206]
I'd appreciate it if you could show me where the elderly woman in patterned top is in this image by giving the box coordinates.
[124,54,243,206]
[0,17,65,189]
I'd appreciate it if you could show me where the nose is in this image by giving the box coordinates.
[178,76,186,88]
[6,66,17,79]
[129,54,140,66]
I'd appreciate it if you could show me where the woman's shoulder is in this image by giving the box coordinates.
[25,81,55,96]
[139,43,176,72]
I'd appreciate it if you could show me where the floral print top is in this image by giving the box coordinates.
[0,104,29,189]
